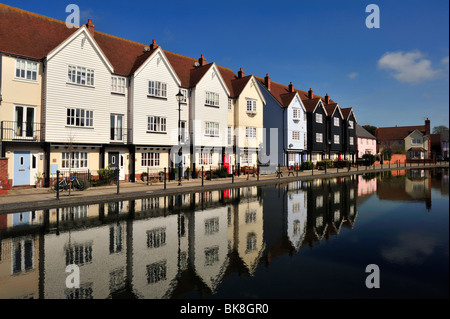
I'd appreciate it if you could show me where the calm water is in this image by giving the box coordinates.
[0,168,448,299]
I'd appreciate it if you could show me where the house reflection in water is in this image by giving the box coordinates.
[376,169,432,210]
[0,173,378,299]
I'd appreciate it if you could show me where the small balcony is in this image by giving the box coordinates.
[0,121,42,142]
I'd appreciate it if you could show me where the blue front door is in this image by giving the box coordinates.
[14,151,30,186]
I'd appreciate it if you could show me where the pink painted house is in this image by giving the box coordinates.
[356,124,377,158]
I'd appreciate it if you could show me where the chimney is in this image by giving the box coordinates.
[288,82,294,93]
[425,118,430,136]
[150,39,159,50]
[308,88,314,99]
[325,93,330,105]
[264,74,271,91]
[198,54,207,67]
[238,68,245,78]
[86,19,95,37]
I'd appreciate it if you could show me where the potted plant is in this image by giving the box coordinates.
[35,172,43,188]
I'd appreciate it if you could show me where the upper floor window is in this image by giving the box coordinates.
[205,91,219,107]
[334,135,340,144]
[15,59,38,81]
[68,65,95,86]
[246,127,257,139]
[348,120,354,129]
[228,126,233,146]
[246,99,257,113]
[228,99,233,112]
[334,117,340,127]
[412,138,422,145]
[315,113,323,124]
[180,89,188,103]
[147,116,166,133]
[111,76,126,94]
[205,122,219,137]
[292,131,300,141]
[67,108,93,127]
[316,133,323,143]
[293,108,302,120]
[350,137,354,145]
[148,81,167,98]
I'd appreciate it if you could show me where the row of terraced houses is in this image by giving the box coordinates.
[0,4,358,187]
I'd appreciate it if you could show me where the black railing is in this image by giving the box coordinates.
[0,121,42,142]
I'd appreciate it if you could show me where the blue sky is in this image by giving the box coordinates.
[3,0,449,129]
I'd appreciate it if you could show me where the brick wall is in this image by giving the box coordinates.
[0,158,11,194]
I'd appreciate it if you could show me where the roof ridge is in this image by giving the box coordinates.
[95,30,148,47]
[0,3,73,27]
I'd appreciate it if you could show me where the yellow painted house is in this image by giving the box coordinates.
[220,67,266,172]
[0,53,45,186]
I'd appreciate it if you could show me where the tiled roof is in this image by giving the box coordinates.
[302,98,322,113]
[376,125,426,142]
[324,103,339,118]
[356,124,376,139]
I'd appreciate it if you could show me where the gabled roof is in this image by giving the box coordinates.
[376,125,426,142]
[341,107,357,122]
[302,98,324,113]
[324,103,343,118]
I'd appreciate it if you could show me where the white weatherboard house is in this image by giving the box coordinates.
[166,53,230,174]
[45,23,130,181]
[257,76,307,173]
[129,40,189,179]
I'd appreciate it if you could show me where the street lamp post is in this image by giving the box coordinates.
[176,90,184,186]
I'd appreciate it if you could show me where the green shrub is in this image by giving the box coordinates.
[362,154,376,165]
[317,160,333,169]
[301,161,314,170]
[97,164,116,185]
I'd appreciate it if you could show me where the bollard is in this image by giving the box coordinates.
[164,167,167,190]
[117,168,120,194]
[325,163,327,175]
[348,162,351,172]
[56,170,60,200]
[296,163,299,177]
[147,166,150,186]
[232,165,234,184]
[210,166,212,181]
[278,164,281,179]
[202,166,204,187]
[257,164,260,181]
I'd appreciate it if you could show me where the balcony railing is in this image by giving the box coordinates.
[1,121,42,142]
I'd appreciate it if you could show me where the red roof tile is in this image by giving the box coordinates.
[376,125,426,142]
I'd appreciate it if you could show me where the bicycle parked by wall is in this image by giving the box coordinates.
[51,175,88,192]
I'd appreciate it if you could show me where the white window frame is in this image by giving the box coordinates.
[350,137,354,145]
[293,108,301,120]
[199,152,213,165]
[316,133,323,143]
[67,65,95,86]
[147,116,167,133]
[412,138,422,145]
[292,131,300,141]
[148,81,167,98]
[348,120,354,129]
[180,89,188,103]
[316,113,323,124]
[110,114,123,141]
[66,108,94,128]
[243,150,251,164]
[61,151,88,169]
[205,122,219,137]
[111,76,126,94]
[334,117,340,127]
[334,134,340,144]
[15,59,38,82]
[141,152,161,168]
[228,126,232,146]
[205,91,219,107]
[245,127,257,139]
[228,99,233,112]
[246,99,257,114]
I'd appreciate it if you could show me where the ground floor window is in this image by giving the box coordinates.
[141,152,160,167]
[199,152,213,166]
[62,152,88,169]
